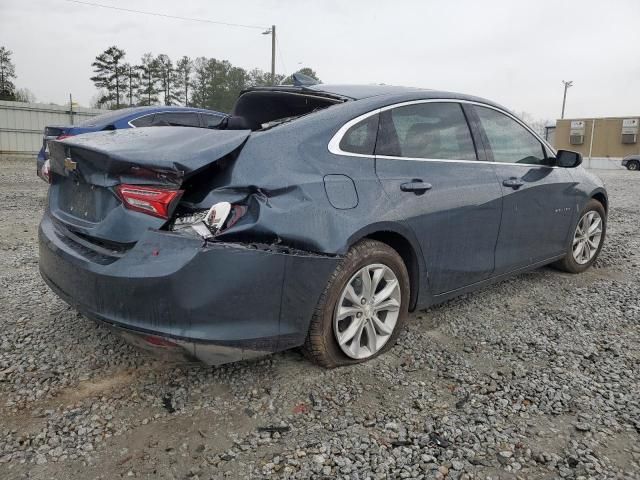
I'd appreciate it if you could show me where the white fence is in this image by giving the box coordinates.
[0,100,105,156]
[583,157,625,170]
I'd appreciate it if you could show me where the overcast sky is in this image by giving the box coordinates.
[2,0,639,120]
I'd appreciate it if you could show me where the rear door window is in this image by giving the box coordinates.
[152,112,201,127]
[339,114,379,155]
[130,114,155,127]
[375,102,477,160]
[474,106,547,165]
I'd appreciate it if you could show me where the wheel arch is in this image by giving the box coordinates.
[346,222,426,312]
[590,188,608,213]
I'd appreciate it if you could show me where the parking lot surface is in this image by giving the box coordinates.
[0,158,638,479]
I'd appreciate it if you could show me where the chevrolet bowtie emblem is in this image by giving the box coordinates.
[64,157,77,171]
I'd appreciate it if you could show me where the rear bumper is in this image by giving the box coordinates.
[39,211,339,365]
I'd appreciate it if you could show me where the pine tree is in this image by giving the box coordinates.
[190,57,210,108]
[0,46,17,101]
[136,53,161,106]
[175,56,193,106]
[156,54,180,106]
[90,46,126,109]
[122,63,139,107]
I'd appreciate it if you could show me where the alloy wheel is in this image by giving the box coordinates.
[572,211,603,265]
[629,161,639,171]
[333,263,401,359]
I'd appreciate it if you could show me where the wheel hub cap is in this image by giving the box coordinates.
[572,210,603,265]
[333,263,401,360]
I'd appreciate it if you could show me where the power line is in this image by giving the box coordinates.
[62,0,268,30]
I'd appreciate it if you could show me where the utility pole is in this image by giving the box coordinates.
[69,93,74,125]
[561,80,573,119]
[128,65,134,107]
[588,119,595,169]
[271,25,276,85]
[263,25,276,85]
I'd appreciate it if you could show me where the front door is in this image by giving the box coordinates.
[470,105,575,273]
[374,101,503,295]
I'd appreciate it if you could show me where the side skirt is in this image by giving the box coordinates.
[426,253,566,307]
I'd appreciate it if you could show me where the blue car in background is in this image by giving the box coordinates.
[37,106,227,181]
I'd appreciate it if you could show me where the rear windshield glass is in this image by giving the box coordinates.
[232,91,340,130]
[77,108,138,127]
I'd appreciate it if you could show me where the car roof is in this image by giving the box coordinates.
[243,83,426,101]
[304,84,428,100]
[243,83,503,109]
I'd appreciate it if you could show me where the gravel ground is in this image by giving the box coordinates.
[0,157,638,480]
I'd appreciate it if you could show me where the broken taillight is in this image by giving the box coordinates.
[56,133,73,140]
[225,204,247,230]
[171,202,247,239]
[115,185,183,219]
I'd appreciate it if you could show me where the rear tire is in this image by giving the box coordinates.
[303,239,409,368]
[627,160,639,171]
[553,199,606,273]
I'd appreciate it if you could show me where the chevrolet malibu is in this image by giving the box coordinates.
[39,82,608,368]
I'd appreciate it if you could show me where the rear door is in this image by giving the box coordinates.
[374,101,503,295]
[470,105,575,273]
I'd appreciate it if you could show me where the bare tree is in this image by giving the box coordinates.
[517,111,552,138]
[14,88,36,103]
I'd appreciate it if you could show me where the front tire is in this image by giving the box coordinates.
[554,199,606,273]
[303,240,410,368]
[627,160,639,171]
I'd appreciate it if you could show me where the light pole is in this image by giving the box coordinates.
[262,25,276,85]
[561,80,573,119]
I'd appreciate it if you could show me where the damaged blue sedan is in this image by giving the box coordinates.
[39,81,608,367]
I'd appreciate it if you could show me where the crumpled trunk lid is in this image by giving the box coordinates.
[47,127,250,245]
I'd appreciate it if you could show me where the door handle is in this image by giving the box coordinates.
[400,181,432,193]
[502,178,525,189]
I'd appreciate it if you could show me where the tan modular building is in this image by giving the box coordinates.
[554,116,640,160]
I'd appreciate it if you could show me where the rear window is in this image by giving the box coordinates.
[232,91,340,130]
[202,113,224,128]
[77,108,137,127]
[152,112,201,127]
[130,114,155,127]
[339,114,379,155]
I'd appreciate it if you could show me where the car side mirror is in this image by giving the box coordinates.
[556,150,582,168]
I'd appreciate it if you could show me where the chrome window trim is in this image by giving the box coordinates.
[327,108,383,158]
[327,98,558,168]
